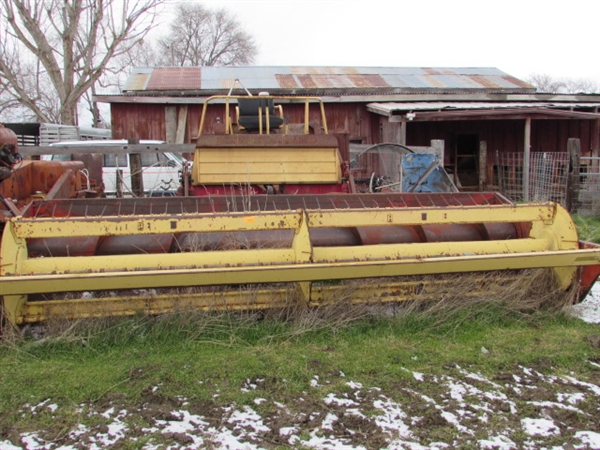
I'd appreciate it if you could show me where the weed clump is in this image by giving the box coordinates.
[2,267,576,347]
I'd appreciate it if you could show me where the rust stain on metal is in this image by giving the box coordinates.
[220,78,239,89]
[297,75,317,89]
[468,75,501,89]
[146,68,202,90]
[422,75,447,88]
[341,67,359,74]
[124,73,150,91]
[423,68,444,75]
[295,74,390,89]
[501,75,535,89]
[276,74,299,89]
[350,74,389,88]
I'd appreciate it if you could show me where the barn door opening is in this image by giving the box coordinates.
[453,134,480,190]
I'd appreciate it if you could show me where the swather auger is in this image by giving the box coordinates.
[1,96,600,326]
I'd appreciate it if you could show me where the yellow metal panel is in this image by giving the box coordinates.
[193,147,342,184]
[16,274,522,324]
[307,204,557,228]
[18,238,548,276]
[4,248,599,297]
[10,212,303,238]
[18,248,299,275]
[9,203,561,240]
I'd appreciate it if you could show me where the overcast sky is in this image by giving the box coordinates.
[176,0,600,85]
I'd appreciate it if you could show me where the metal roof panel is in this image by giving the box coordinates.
[366,102,600,116]
[121,66,536,93]
[145,68,202,90]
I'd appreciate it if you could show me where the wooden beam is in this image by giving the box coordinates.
[128,138,144,197]
[96,93,600,105]
[479,141,487,190]
[398,119,406,145]
[592,118,600,172]
[176,105,189,144]
[165,106,177,143]
[18,144,197,156]
[406,108,600,121]
[567,138,581,212]
[523,118,531,201]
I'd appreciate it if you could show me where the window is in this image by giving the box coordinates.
[141,153,170,167]
[103,154,128,167]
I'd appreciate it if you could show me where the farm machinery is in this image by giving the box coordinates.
[1,97,600,326]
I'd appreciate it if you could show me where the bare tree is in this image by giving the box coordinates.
[527,74,566,93]
[0,0,164,125]
[156,3,256,67]
[527,73,599,94]
[561,78,599,94]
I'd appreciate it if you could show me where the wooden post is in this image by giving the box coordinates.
[592,118,600,173]
[128,138,144,197]
[165,106,177,143]
[176,105,188,144]
[523,118,531,201]
[479,140,487,191]
[116,169,123,198]
[567,138,581,213]
[399,118,407,145]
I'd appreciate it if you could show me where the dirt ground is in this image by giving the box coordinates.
[2,357,600,449]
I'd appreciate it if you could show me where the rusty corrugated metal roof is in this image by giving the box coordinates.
[123,67,153,91]
[145,68,202,90]
[367,102,600,115]
[122,66,535,94]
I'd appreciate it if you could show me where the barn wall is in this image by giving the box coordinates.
[111,102,378,143]
[111,104,166,140]
[406,119,597,164]
[110,102,599,158]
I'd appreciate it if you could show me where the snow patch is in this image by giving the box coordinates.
[521,418,560,437]
[570,281,600,323]
[574,431,600,449]
[478,435,517,449]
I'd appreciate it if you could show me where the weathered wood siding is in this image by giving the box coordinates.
[111,103,599,159]
[405,119,598,161]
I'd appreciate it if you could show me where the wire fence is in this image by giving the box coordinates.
[575,157,600,215]
[495,152,570,206]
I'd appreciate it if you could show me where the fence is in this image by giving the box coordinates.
[6,123,111,146]
[495,152,570,206]
[575,157,600,215]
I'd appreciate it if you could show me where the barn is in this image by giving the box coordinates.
[97,66,600,201]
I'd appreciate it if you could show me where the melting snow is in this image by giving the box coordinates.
[574,431,600,448]
[6,365,600,449]
[478,435,517,449]
[323,393,359,407]
[570,281,600,323]
[521,417,560,437]
[4,286,600,450]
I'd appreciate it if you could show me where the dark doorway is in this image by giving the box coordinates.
[453,134,479,189]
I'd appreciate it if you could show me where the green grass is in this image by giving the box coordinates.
[1,307,598,419]
[573,214,600,243]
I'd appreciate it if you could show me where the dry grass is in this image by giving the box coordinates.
[7,266,576,344]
